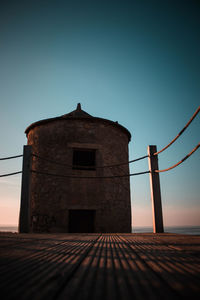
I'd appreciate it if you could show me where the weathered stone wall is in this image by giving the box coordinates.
[27,118,131,233]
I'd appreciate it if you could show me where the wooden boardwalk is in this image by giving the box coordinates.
[0,233,200,300]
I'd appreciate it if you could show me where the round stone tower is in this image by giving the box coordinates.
[25,104,132,233]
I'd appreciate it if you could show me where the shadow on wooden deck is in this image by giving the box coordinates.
[0,233,200,300]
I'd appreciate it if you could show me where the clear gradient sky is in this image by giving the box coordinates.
[0,0,199,227]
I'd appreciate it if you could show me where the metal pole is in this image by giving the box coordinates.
[19,145,32,233]
[148,145,164,233]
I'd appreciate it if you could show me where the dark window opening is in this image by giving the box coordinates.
[68,210,95,233]
[73,149,96,170]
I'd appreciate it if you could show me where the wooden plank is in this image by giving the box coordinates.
[19,145,32,233]
[0,233,200,300]
[148,145,164,233]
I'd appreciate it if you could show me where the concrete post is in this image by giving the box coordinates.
[148,145,164,233]
[19,145,32,233]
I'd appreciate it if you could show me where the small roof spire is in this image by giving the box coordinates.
[61,103,92,119]
[77,103,81,111]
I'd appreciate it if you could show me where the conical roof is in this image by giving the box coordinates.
[25,103,131,141]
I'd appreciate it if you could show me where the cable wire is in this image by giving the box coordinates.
[32,153,71,167]
[154,106,200,156]
[155,142,200,173]
[0,154,23,161]
[32,153,148,169]
[0,171,22,177]
[31,169,150,179]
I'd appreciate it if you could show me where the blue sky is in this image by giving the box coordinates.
[0,0,199,227]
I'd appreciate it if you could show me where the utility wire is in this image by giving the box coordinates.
[155,142,200,173]
[1,142,199,177]
[32,153,148,169]
[32,154,72,167]
[154,106,200,156]
[1,107,199,177]
[0,154,23,161]
[0,171,22,177]
[31,169,150,179]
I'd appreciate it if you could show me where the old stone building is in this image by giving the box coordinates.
[25,104,132,233]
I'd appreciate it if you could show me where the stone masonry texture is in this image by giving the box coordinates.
[25,105,132,233]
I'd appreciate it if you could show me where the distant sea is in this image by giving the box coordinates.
[0,226,200,235]
[132,226,200,235]
[0,226,18,233]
